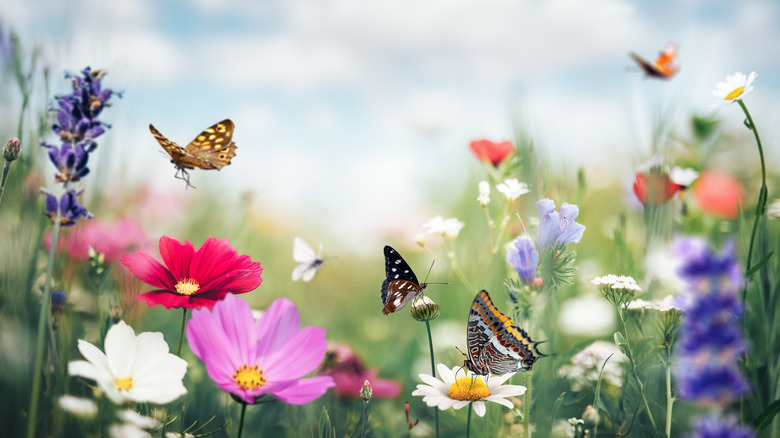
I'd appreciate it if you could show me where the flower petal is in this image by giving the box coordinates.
[270,376,335,405]
[120,251,176,291]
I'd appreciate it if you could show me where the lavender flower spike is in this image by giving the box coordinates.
[41,188,93,227]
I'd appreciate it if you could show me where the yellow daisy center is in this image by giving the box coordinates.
[233,363,266,391]
[725,86,744,101]
[174,278,200,296]
[447,376,490,401]
[115,376,133,391]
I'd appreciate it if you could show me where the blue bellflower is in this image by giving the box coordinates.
[686,414,753,438]
[535,198,586,252]
[507,236,539,284]
[41,188,92,227]
[673,238,750,406]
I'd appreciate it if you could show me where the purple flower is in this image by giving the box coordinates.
[673,238,749,407]
[536,198,586,252]
[686,414,753,438]
[186,294,335,405]
[41,141,90,183]
[41,188,92,227]
[507,236,538,283]
[51,67,115,149]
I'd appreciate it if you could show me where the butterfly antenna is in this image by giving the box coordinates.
[422,260,435,284]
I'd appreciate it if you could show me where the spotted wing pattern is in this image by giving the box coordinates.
[149,119,237,188]
[629,43,679,79]
[464,290,546,375]
[381,245,425,315]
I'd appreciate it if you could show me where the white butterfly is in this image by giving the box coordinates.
[292,237,324,282]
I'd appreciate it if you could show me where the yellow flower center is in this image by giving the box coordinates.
[447,376,490,401]
[115,376,133,391]
[233,364,266,391]
[725,86,744,101]
[175,278,200,296]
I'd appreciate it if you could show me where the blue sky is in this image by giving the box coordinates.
[2,0,779,243]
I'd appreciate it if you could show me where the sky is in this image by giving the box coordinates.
[1,0,779,244]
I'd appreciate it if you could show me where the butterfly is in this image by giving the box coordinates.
[381,245,431,315]
[464,290,547,375]
[629,43,679,79]
[149,119,238,189]
[292,237,324,282]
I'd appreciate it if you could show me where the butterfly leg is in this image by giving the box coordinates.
[174,167,196,190]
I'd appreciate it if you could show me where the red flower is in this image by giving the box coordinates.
[120,236,263,310]
[633,172,681,205]
[693,171,744,219]
[319,343,401,399]
[469,139,514,166]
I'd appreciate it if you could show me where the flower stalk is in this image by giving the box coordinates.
[738,99,767,287]
[424,320,440,438]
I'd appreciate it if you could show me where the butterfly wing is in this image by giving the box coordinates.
[292,238,323,282]
[629,43,678,80]
[149,123,209,170]
[465,290,545,375]
[381,245,423,315]
[185,119,237,170]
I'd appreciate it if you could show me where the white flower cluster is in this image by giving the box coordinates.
[628,295,686,312]
[558,340,628,392]
[591,274,641,292]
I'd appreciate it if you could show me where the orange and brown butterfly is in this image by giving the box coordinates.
[149,119,237,189]
[629,43,679,80]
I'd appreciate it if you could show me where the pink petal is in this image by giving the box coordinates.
[120,251,176,291]
[263,327,327,380]
[271,376,335,405]
[136,291,189,309]
[253,298,301,359]
[159,236,195,280]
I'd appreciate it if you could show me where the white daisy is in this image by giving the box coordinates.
[709,71,757,110]
[477,180,491,207]
[423,216,465,239]
[57,395,98,418]
[496,178,530,202]
[768,199,780,220]
[68,321,188,405]
[412,363,526,417]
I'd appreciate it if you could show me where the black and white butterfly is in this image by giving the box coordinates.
[292,237,324,282]
[381,245,435,315]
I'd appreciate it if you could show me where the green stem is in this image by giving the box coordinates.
[361,399,370,438]
[26,209,63,438]
[739,99,767,285]
[665,348,674,438]
[0,160,12,207]
[424,320,440,438]
[237,402,247,438]
[466,402,473,438]
[177,308,188,357]
[524,370,532,437]
[442,239,474,292]
[618,309,657,428]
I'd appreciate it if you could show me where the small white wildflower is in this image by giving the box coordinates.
[669,167,699,188]
[423,216,464,239]
[558,340,628,392]
[709,71,757,110]
[477,180,491,207]
[768,199,780,220]
[496,178,530,202]
[118,410,160,430]
[58,395,98,418]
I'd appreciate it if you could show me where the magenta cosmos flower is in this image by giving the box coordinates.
[120,236,263,310]
[187,293,334,404]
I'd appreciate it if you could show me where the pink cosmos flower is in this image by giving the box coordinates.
[186,294,334,404]
[319,343,401,399]
[120,236,263,310]
[45,218,149,263]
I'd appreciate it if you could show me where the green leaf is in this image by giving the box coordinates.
[746,251,774,279]
[754,399,780,432]
[319,406,332,438]
[614,332,629,355]
[631,337,656,363]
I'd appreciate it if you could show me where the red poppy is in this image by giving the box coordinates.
[120,236,263,310]
[693,171,744,219]
[469,139,514,166]
[633,172,681,205]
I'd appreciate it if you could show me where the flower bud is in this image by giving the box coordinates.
[360,380,372,401]
[583,405,599,428]
[411,296,440,322]
[4,138,20,162]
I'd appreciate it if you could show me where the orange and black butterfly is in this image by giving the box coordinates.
[629,43,679,80]
[149,119,237,189]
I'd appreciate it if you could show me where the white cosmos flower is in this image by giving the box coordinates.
[412,363,526,417]
[118,410,160,429]
[709,71,757,110]
[423,216,465,239]
[496,178,530,202]
[58,395,98,418]
[109,424,150,438]
[477,180,491,207]
[68,321,187,405]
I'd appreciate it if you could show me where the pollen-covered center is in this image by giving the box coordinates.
[448,376,490,401]
[725,86,744,101]
[115,376,133,391]
[233,363,266,391]
[174,278,200,296]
